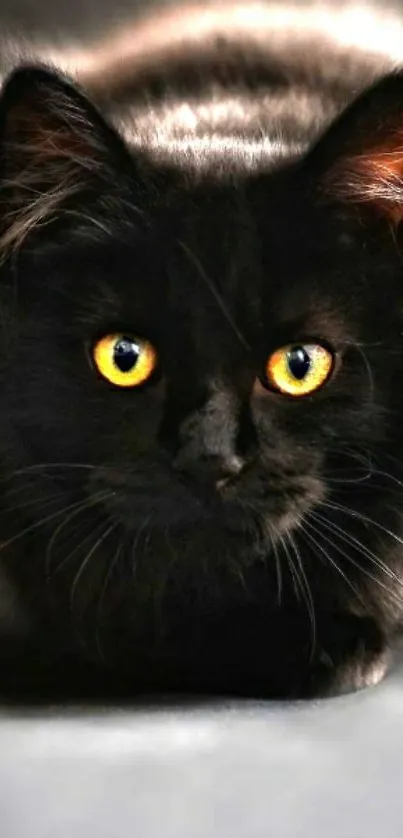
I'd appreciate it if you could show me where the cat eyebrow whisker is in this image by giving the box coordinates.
[355,344,375,403]
[178,239,251,350]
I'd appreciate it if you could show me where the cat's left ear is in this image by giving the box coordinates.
[310,72,403,226]
[0,65,135,253]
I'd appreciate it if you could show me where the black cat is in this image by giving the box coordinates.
[0,7,403,698]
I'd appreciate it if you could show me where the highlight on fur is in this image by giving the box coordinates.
[324,137,403,225]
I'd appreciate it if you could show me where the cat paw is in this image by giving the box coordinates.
[303,615,389,697]
[315,644,389,696]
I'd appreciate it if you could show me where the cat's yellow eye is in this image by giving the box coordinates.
[264,343,334,396]
[93,334,157,388]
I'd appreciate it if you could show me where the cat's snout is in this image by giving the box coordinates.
[214,454,245,491]
[173,449,246,493]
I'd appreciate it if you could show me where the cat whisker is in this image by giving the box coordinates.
[330,445,373,468]
[0,490,68,517]
[49,518,102,578]
[322,500,403,552]
[50,517,109,580]
[329,446,403,489]
[65,209,113,239]
[327,460,403,489]
[269,531,283,606]
[311,509,403,585]
[279,534,301,604]
[355,344,375,403]
[367,468,403,488]
[12,462,97,475]
[362,446,403,485]
[0,481,56,503]
[131,512,155,586]
[142,520,155,558]
[230,551,248,592]
[0,494,112,557]
[300,518,365,605]
[151,527,184,634]
[305,514,403,608]
[95,539,124,662]
[286,530,316,657]
[178,239,250,350]
[326,473,372,485]
[70,521,117,613]
[45,490,114,577]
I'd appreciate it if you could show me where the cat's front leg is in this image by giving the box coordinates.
[304,614,390,697]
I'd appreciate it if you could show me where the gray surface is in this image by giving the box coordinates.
[1,658,403,838]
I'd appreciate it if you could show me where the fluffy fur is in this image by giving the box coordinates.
[1,3,403,698]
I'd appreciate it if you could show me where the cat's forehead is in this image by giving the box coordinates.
[67,256,355,364]
[46,164,380,348]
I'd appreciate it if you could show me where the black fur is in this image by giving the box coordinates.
[0,38,403,698]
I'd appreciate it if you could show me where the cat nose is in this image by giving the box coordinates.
[173,451,246,491]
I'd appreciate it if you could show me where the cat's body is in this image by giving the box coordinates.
[1,2,403,697]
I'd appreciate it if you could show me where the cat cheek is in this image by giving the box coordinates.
[114,382,167,458]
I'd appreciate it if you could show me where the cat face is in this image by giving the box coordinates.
[0,67,403,676]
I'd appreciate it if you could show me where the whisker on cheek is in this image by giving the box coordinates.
[49,514,112,580]
[305,513,403,609]
[312,509,403,584]
[287,530,316,658]
[45,489,114,576]
[269,532,283,606]
[69,521,117,615]
[131,512,155,587]
[301,518,366,605]
[95,540,124,662]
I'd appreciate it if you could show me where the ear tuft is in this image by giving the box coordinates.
[325,135,403,225]
[315,73,403,227]
[0,66,124,255]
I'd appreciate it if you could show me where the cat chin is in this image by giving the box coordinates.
[109,498,305,545]
[100,476,326,537]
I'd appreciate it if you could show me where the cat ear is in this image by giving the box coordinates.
[312,73,403,226]
[0,65,131,253]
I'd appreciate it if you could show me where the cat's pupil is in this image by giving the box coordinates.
[287,346,311,380]
[113,337,140,372]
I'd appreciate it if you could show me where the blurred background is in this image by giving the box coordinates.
[1,0,403,55]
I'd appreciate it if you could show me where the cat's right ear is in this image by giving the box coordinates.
[0,65,139,255]
[307,72,403,228]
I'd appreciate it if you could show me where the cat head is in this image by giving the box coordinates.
[0,66,403,656]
